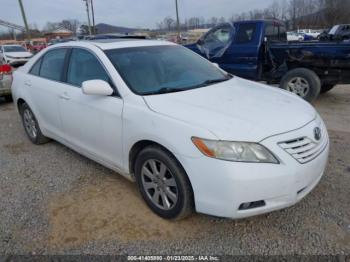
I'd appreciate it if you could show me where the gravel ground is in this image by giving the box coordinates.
[0,86,349,255]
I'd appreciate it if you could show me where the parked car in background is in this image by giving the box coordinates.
[0,45,33,66]
[0,63,13,102]
[287,32,304,41]
[186,20,350,101]
[319,24,350,41]
[12,40,329,220]
[298,29,322,39]
[48,38,76,46]
[29,41,47,54]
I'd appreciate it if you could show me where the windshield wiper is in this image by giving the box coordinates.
[143,75,233,96]
[145,87,187,95]
[192,75,233,88]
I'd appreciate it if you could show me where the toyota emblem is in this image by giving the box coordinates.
[314,127,322,141]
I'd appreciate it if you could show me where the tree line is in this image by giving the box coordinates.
[157,0,350,31]
[0,19,95,40]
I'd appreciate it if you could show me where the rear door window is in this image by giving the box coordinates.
[39,48,68,81]
[29,58,42,76]
[265,23,287,41]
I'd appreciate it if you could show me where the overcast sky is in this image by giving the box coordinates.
[0,0,275,31]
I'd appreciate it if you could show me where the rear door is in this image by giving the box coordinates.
[25,48,69,137]
[58,47,124,168]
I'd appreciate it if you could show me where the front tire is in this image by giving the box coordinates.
[134,145,193,220]
[20,103,50,145]
[280,68,321,102]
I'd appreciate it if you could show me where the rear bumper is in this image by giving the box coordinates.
[0,75,12,96]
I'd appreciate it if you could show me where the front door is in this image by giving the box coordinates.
[58,48,124,168]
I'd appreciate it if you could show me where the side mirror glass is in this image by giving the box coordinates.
[82,80,114,96]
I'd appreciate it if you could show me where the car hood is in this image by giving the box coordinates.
[143,77,316,142]
[5,52,32,58]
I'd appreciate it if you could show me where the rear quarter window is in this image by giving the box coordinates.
[29,58,42,76]
[265,23,287,41]
[235,23,257,44]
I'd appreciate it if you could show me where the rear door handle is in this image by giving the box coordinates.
[59,93,70,100]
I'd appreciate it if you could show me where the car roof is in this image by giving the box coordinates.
[53,39,176,51]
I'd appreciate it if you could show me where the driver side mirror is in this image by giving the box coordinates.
[82,80,114,96]
[212,62,220,68]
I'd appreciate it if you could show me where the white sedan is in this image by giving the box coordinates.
[11,40,329,220]
[287,32,304,41]
[0,45,33,66]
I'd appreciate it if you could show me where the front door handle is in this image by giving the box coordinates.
[59,93,70,100]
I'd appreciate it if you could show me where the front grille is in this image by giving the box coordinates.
[279,128,328,164]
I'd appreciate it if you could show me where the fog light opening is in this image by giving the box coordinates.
[239,200,266,211]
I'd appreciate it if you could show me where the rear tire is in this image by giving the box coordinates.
[134,145,193,220]
[280,68,321,102]
[20,103,50,145]
[320,84,336,94]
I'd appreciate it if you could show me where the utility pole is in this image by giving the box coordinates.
[83,0,92,35]
[90,0,96,34]
[175,0,180,43]
[18,0,31,40]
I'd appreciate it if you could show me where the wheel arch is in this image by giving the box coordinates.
[129,140,181,175]
[128,139,195,200]
[17,98,26,112]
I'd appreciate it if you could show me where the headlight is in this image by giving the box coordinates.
[192,137,279,164]
[5,55,15,59]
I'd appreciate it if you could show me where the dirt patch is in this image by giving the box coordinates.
[47,175,205,249]
[4,142,29,155]
[0,103,13,111]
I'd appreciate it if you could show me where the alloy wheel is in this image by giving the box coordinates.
[23,109,37,139]
[141,159,178,210]
[287,77,310,97]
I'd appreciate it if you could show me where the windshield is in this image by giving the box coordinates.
[329,25,339,35]
[105,45,230,95]
[3,45,27,52]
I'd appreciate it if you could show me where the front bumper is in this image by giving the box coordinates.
[177,117,329,219]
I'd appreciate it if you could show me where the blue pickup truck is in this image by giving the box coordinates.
[186,20,350,101]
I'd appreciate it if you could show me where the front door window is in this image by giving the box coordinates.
[198,23,234,59]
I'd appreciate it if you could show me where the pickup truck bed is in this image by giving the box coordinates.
[267,42,350,85]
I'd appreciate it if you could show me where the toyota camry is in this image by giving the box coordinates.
[11,39,329,219]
